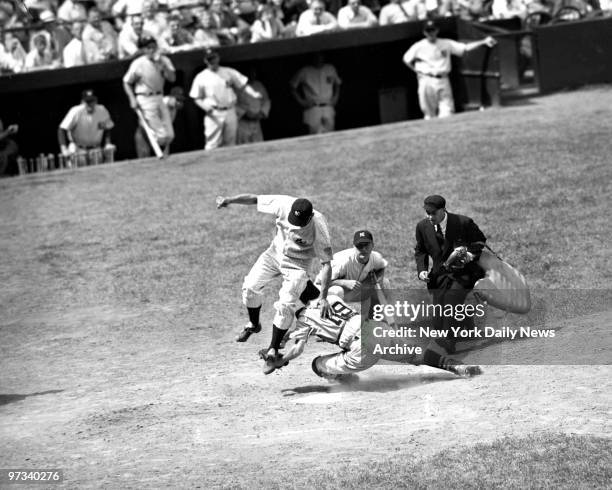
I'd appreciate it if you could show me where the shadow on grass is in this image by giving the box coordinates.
[281,372,455,397]
[0,390,64,406]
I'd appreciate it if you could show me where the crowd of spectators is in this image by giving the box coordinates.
[1,0,609,74]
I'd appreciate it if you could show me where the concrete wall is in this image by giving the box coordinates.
[535,16,612,93]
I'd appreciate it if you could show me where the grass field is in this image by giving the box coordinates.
[1,86,611,488]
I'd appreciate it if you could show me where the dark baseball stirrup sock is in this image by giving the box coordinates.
[247,306,261,326]
[269,325,287,351]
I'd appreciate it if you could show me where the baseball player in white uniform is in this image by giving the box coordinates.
[320,229,390,304]
[58,89,115,155]
[215,194,334,373]
[290,53,342,134]
[190,48,262,150]
[123,36,176,154]
[267,295,483,380]
[402,20,496,120]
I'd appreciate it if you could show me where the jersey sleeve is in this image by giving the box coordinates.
[256,195,294,217]
[100,106,114,130]
[371,251,388,270]
[189,74,204,100]
[448,39,467,57]
[327,65,341,85]
[289,318,314,343]
[122,60,139,84]
[229,68,249,91]
[289,67,305,89]
[330,251,348,280]
[403,43,418,64]
[59,106,78,131]
[313,212,333,263]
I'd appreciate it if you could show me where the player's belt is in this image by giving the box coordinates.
[422,73,447,79]
[315,103,330,107]
[135,92,162,96]
[213,106,232,110]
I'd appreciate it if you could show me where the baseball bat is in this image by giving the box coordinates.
[136,108,164,159]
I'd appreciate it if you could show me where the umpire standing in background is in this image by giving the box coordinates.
[414,195,486,353]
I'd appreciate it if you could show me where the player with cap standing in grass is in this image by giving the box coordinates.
[123,35,176,156]
[190,48,262,150]
[215,194,333,373]
[402,19,497,119]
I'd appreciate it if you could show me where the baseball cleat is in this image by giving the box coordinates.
[452,364,483,378]
[259,349,288,375]
[235,322,261,342]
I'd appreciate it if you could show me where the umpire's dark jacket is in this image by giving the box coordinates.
[414,212,487,291]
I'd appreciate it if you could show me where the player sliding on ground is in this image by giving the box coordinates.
[216,194,334,373]
[266,295,483,380]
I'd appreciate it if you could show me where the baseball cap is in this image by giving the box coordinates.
[81,89,97,103]
[288,198,313,227]
[423,20,438,32]
[138,35,157,49]
[203,47,219,62]
[424,195,446,210]
[353,230,373,247]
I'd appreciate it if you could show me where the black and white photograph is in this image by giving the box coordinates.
[1,0,611,487]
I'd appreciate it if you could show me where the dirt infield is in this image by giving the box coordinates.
[1,87,611,488]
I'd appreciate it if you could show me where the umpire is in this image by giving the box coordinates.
[414,195,486,353]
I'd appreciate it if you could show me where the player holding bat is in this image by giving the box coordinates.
[123,36,175,158]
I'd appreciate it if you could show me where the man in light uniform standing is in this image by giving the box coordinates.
[290,52,341,134]
[190,48,262,150]
[123,36,176,155]
[58,89,115,156]
[403,20,496,119]
[215,194,333,372]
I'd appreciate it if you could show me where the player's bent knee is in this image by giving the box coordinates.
[242,287,263,308]
[273,302,295,330]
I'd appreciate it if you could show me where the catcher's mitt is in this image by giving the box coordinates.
[258,349,289,375]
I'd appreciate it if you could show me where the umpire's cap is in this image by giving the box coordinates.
[138,35,157,49]
[424,195,446,210]
[288,198,314,227]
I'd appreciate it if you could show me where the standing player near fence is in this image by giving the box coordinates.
[215,194,333,372]
[190,48,262,150]
[402,20,496,119]
[57,89,115,157]
[123,36,176,156]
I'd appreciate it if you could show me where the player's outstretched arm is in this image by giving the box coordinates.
[317,260,333,318]
[215,194,258,208]
[281,339,307,363]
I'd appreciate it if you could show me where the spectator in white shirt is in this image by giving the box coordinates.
[193,10,221,47]
[142,0,168,39]
[159,13,195,52]
[337,0,378,28]
[296,0,338,36]
[63,21,90,67]
[251,4,285,42]
[24,33,59,71]
[83,6,119,61]
[57,0,88,22]
[118,14,154,58]
[379,0,414,24]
